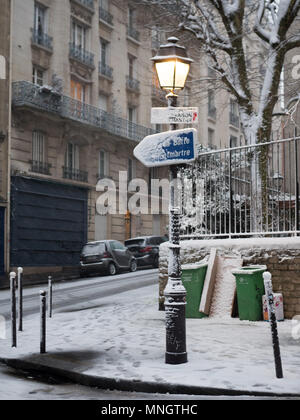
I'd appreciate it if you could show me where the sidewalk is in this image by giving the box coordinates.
[0,283,299,397]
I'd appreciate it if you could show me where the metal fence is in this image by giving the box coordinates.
[180,136,300,239]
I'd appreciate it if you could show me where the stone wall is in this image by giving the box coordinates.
[159,238,300,319]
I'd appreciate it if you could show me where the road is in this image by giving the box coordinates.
[0,269,158,319]
[1,270,298,401]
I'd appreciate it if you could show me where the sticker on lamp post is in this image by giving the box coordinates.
[134,128,198,168]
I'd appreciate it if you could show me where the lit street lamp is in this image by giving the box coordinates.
[152,37,193,365]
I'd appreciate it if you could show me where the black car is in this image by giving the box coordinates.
[124,236,168,268]
[80,240,137,277]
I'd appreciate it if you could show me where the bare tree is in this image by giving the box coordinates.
[135,0,300,232]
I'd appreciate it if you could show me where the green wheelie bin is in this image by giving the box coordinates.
[182,262,208,319]
[232,265,267,321]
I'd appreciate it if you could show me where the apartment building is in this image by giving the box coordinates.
[2,0,170,280]
[0,0,12,280]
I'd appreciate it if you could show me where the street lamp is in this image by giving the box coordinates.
[152,37,192,365]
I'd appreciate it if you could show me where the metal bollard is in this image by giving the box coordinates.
[17,267,23,332]
[40,291,46,354]
[48,276,53,318]
[263,272,284,379]
[10,272,17,348]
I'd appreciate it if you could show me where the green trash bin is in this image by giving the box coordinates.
[182,262,208,319]
[232,265,267,321]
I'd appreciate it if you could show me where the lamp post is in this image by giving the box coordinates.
[152,37,193,365]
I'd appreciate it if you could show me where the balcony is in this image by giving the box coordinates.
[72,0,94,12]
[12,81,155,143]
[229,112,240,128]
[126,76,140,92]
[69,43,95,68]
[63,166,88,183]
[99,62,113,80]
[99,7,113,26]
[30,160,51,175]
[31,29,53,51]
[127,26,140,42]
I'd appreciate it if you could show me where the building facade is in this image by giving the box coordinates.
[0,0,12,280]
[5,0,171,280]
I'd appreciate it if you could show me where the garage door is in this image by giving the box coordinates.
[10,176,88,267]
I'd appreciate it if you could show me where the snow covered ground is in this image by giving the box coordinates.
[0,283,299,396]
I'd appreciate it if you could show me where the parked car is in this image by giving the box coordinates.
[124,236,168,268]
[80,240,137,277]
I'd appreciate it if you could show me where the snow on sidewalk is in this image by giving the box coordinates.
[0,284,299,395]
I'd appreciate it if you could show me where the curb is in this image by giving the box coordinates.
[1,357,300,399]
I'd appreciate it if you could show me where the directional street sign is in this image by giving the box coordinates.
[151,107,199,125]
[134,128,198,168]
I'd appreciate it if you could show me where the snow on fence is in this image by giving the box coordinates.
[179,136,300,239]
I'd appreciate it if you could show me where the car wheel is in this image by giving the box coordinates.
[130,260,137,272]
[108,263,117,276]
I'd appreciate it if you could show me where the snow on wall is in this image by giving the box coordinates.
[159,238,300,319]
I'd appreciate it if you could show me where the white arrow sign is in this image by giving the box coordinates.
[134,128,198,168]
[151,107,199,125]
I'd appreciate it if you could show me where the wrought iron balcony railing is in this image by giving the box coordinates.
[12,81,155,143]
[30,160,52,175]
[31,29,53,51]
[229,112,240,128]
[127,26,140,42]
[99,62,113,79]
[63,166,88,183]
[126,76,140,92]
[99,7,113,25]
[73,0,94,11]
[69,43,95,68]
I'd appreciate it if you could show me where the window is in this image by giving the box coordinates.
[32,67,44,86]
[71,79,87,103]
[98,150,109,179]
[32,131,46,163]
[128,107,137,123]
[99,94,108,111]
[128,158,136,182]
[100,38,109,66]
[65,143,79,170]
[208,89,216,119]
[100,0,109,10]
[34,2,47,35]
[71,20,87,50]
[230,136,238,148]
[208,128,215,149]
[230,99,239,127]
[183,88,190,107]
[128,55,136,79]
[111,241,126,250]
[128,7,135,29]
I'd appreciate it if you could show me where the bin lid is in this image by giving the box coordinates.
[232,265,267,275]
[182,261,208,270]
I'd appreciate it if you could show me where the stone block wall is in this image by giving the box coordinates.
[159,238,300,319]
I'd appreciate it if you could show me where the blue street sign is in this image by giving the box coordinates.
[134,128,198,168]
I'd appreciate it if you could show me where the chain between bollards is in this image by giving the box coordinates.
[48,276,53,318]
[10,272,17,348]
[40,291,47,354]
[263,272,284,379]
[18,267,23,332]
